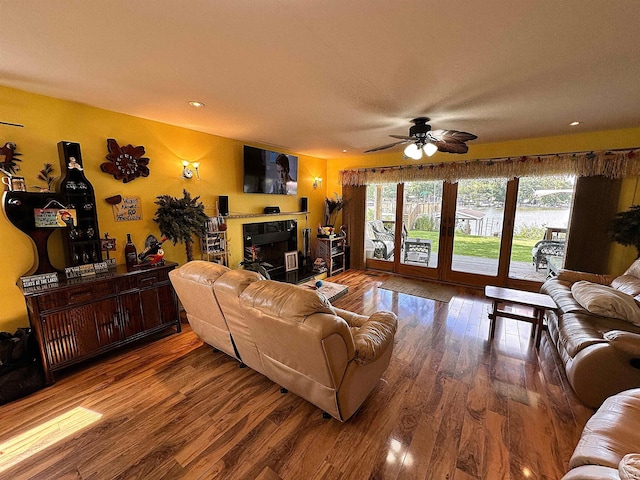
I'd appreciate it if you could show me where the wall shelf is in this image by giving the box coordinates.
[225,211,309,219]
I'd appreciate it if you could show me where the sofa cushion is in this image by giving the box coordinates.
[541,279,588,315]
[624,258,640,278]
[556,313,607,357]
[240,280,337,323]
[612,275,640,297]
[571,281,640,327]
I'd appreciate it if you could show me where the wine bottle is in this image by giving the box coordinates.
[138,237,167,261]
[124,234,138,271]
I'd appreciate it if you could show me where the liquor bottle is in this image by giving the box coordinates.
[138,237,167,261]
[124,234,138,271]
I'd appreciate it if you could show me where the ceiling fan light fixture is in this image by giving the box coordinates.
[423,142,438,157]
[404,143,422,160]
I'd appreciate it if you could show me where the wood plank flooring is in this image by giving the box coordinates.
[0,270,594,479]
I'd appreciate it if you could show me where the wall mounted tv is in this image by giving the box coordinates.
[243,145,298,195]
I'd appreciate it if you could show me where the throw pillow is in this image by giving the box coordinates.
[571,280,640,327]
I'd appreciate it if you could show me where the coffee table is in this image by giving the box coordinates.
[301,280,349,303]
[485,285,556,349]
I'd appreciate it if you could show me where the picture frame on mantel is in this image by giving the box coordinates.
[284,251,298,272]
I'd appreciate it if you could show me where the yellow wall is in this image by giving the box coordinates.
[328,126,640,275]
[0,85,326,332]
[2,83,639,332]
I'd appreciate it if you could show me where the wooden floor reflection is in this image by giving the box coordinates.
[0,270,592,479]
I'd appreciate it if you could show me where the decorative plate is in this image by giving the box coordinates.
[101,138,150,183]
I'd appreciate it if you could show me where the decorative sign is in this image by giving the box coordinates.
[100,237,117,251]
[34,208,77,228]
[112,196,142,222]
[20,272,59,288]
[65,259,116,279]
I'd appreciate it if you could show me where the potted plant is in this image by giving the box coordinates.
[611,205,640,257]
[324,192,345,227]
[239,246,272,279]
[153,189,208,261]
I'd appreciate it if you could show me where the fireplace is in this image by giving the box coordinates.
[243,220,297,277]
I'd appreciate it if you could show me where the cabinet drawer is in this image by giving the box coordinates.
[136,271,161,288]
[37,281,116,310]
[67,281,116,304]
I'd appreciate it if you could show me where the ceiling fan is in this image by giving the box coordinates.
[364,117,477,159]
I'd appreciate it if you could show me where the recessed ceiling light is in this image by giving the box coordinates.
[342,149,348,153]
[189,101,205,108]
[570,121,581,126]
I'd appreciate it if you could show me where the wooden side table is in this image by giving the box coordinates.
[485,285,557,349]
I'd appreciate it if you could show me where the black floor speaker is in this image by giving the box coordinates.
[219,195,229,216]
[300,197,308,212]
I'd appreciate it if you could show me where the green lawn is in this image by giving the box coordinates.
[408,230,537,263]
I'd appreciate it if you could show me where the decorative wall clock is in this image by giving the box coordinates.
[101,138,150,183]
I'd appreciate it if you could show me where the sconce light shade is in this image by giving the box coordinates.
[313,177,323,189]
[181,160,201,179]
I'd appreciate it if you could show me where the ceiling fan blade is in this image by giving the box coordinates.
[389,135,412,140]
[432,140,469,154]
[364,139,412,153]
[428,129,477,143]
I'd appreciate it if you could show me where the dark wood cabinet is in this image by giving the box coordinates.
[21,262,180,384]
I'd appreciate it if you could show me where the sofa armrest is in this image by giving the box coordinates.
[334,307,368,328]
[352,311,397,366]
[557,269,615,285]
[561,465,621,480]
[604,330,640,358]
[619,453,640,480]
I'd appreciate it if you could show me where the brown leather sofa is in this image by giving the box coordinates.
[541,260,640,408]
[562,388,640,480]
[169,261,398,421]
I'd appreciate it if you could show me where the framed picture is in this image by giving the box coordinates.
[284,251,298,272]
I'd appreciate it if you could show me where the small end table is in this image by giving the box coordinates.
[485,285,556,349]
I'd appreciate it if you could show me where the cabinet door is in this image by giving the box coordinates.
[118,292,146,337]
[93,298,124,346]
[41,298,119,367]
[140,287,162,330]
[156,284,179,326]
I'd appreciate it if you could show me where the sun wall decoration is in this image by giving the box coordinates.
[101,138,150,183]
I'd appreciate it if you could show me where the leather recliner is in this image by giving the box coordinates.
[169,261,398,421]
[562,388,640,479]
[541,259,640,408]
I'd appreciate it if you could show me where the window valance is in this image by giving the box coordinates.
[339,148,640,186]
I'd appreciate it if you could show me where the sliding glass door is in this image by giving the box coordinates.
[400,181,443,271]
[450,178,508,277]
[508,175,575,281]
[364,175,577,288]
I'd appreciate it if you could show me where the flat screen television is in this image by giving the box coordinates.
[243,145,298,195]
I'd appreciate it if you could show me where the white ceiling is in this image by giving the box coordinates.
[1,1,639,158]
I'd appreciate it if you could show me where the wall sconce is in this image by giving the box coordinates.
[181,161,201,180]
[313,177,323,189]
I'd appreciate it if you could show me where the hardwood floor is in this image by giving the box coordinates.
[0,270,593,479]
